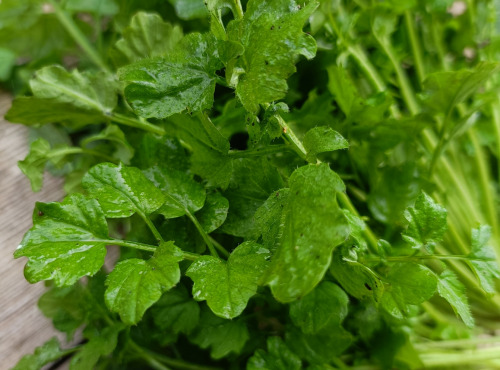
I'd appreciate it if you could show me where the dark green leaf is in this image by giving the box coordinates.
[120,33,222,119]
[290,281,348,334]
[82,162,166,218]
[196,192,229,233]
[187,241,270,319]
[264,164,349,302]
[105,241,183,325]
[247,336,302,370]
[14,194,108,286]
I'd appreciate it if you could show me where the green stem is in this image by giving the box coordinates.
[137,212,165,244]
[421,347,500,367]
[47,0,109,73]
[109,239,200,261]
[228,144,292,158]
[209,236,230,258]
[112,113,166,135]
[186,212,219,258]
[415,336,500,350]
[421,301,450,325]
[404,10,425,85]
[232,0,244,19]
[274,115,307,160]
[45,147,115,163]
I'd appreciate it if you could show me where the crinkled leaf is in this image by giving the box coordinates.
[221,157,283,237]
[196,192,229,233]
[70,325,123,370]
[13,337,68,370]
[144,166,206,218]
[189,307,249,359]
[114,12,183,65]
[303,126,348,162]
[247,336,302,370]
[14,193,108,286]
[150,285,200,335]
[422,62,500,115]
[254,188,289,252]
[105,241,183,325]
[120,33,222,119]
[290,281,348,334]
[264,164,350,302]
[82,162,166,218]
[466,225,500,294]
[402,192,448,250]
[226,0,318,113]
[166,113,232,188]
[437,270,474,328]
[187,241,270,319]
[330,245,384,302]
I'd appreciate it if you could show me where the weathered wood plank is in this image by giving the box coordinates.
[0,94,66,368]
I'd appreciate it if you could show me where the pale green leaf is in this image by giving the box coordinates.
[387,263,437,305]
[13,338,68,370]
[264,164,350,302]
[65,0,119,15]
[187,241,270,319]
[303,126,348,162]
[105,241,183,325]
[14,193,108,286]
[437,270,474,328]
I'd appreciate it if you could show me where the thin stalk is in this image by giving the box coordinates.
[274,115,307,160]
[138,212,165,244]
[415,336,500,350]
[186,212,219,258]
[109,239,200,261]
[112,113,166,135]
[404,10,425,85]
[45,147,116,163]
[228,144,292,158]
[421,302,451,325]
[492,99,500,184]
[209,236,230,258]
[421,347,500,367]
[47,0,109,73]
[232,0,244,19]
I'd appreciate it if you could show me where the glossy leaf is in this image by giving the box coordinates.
[290,281,348,334]
[226,0,318,112]
[105,241,183,325]
[82,162,166,218]
[247,337,302,370]
[187,241,270,319]
[402,192,448,250]
[303,126,348,162]
[466,225,500,294]
[437,270,474,328]
[196,192,229,233]
[264,164,350,302]
[144,166,206,218]
[120,33,222,119]
[14,194,108,286]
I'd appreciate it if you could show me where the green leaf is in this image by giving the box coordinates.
[131,133,189,171]
[196,192,229,233]
[168,0,209,20]
[226,0,318,113]
[18,138,67,192]
[105,241,183,325]
[0,47,16,80]
[303,126,348,162]
[330,245,384,302]
[187,241,270,319]
[466,225,500,294]
[247,336,302,370]
[437,270,474,328]
[150,285,200,335]
[166,113,232,188]
[402,192,448,250]
[70,325,123,370]
[82,162,166,218]
[221,157,283,238]
[254,188,290,252]
[82,124,135,164]
[290,281,348,334]
[422,62,500,115]
[343,209,368,250]
[13,338,68,370]
[327,65,359,116]
[114,12,183,65]
[65,0,119,15]
[14,193,108,286]
[38,284,87,339]
[263,164,350,302]
[144,166,206,219]
[386,263,437,305]
[189,307,249,359]
[120,32,222,119]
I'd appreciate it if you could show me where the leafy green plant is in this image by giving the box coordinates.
[4,0,500,369]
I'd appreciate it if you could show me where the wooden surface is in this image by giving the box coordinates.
[0,94,66,368]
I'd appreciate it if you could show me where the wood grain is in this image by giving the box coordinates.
[0,93,66,368]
